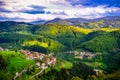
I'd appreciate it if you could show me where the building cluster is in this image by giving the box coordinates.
[20,50,44,60]
[74,51,95,59]
[20,50,57,69]
[37,57,56,69]
[0,47,9,51]
[0,47,3,51]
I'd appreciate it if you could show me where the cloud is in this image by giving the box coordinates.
[19,5,46,14]
[0,0,120,22]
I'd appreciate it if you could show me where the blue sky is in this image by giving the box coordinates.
[0,0,120,22]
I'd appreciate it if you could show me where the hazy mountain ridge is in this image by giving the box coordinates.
[1,16,120,28]
[45,16,120,28]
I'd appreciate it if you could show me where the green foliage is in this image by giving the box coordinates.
[40,62,95,80]
[7,57,34,74]
[0,32,66,52]
[56,53,75,62]
[0,54,8,70]
[70,62,95,79]
[25,45,48,53]
[0,71,12,80]
[103,52,120,72]
[78,30,120,53]
[0,21,33,33]
[71,76,83,80]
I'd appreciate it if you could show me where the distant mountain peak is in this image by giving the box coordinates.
[53,18,62,20]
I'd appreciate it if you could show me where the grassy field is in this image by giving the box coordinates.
[0,51,19,58]
[0,50,35,74]
[101,28,120,32]
[24,40,48,48]
[61,60,73,69]
[7,57,34,74]
[83,61,107,69]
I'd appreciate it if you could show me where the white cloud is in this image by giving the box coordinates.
[0,0,120,22]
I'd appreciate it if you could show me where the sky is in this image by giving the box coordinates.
[0,0,120,22]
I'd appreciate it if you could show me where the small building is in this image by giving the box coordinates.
[39,54,44,60]
[28,54,33,59]
[36,62,40,66]
[75,56,83,59]
[80,52,85,55]
[74,51,79,55]
[0,47,3,51]
[33,52,39,57]
[93,69,103,75]
[41,63,46,69]
[46,57,51,64]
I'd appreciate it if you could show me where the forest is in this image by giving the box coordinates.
[0,21,120,80]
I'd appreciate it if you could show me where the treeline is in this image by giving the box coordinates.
[39,62,95,80]
[0,22,119,53]
[78,30,120,53]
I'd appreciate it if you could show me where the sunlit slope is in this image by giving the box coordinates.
[0,33,66,52]
[77,30,120,52]
[35,24,92,38]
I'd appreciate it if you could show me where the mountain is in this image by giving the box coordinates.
[0,21,33,33]
[94,16,120,21]
[45,18,73,25]
[29,20,46,24]
[45,16,120,28]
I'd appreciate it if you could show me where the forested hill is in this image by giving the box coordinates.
[0,21,120,53]
[0,20,120,80]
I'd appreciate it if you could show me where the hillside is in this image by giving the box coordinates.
[77,30,120,53]
[0,20,120,80]
[0,21,119,53]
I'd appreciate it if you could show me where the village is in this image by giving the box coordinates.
[0,46,103,79]
[0,46,57,80]
[0,47,57,68]
[73,51,96,59]
[59,50,101,60]
[14,49,57,79]
[20,50,56,67]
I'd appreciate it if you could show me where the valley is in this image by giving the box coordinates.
[0,17,120,80]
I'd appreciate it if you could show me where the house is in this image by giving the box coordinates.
[88,54,95,59]
[75,56,83,59]
[52,58,56,62]
[0,47,3,51]
[80,52,85,55]
[52,58,56,65]
[47,61,53,65]
[33,52,39,57]
[46,57,51,64]
[74,51,79,55]
[48,53,53,56]
[39,54,44,60]
[26,50,31,54]
[28,54,33,59]
[41,63,46,69]
[36,62,40,66]
[20,50,31,55]
[93,69,103,75]
[16,72,19,76]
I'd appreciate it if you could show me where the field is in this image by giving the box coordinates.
[0,50,35,74]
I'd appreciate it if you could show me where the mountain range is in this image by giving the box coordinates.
[28,16,120,28]
[0,16,120,80]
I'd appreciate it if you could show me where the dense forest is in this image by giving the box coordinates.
[0,21,120,80]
